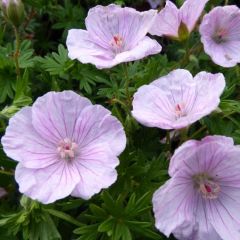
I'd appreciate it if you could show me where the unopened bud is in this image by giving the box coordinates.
[178,21,189,41]
[0,0,25,27]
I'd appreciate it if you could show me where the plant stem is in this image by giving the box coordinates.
[166,131,171,152]
[179,127,188,144]
[13,26,21,79]
[188,125,207,139]
[123,63,131,105]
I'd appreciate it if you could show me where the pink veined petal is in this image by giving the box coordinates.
[169,139,198,176]
[73,104,126,156]
[1,107,58,169]
[207,196,240,240]
[71,143,119,199]
[152,175,195,238]
[149,0,180,37]
[173,218,221,240]
[188,72,225,116]
[85,4,157,50]
[31,91,92,143]
[132,84,177,129]
[66,29,114,65]
[15,161,80,204]
[114,36,162,65]
[168,135,234,176]
[179,0,209,32]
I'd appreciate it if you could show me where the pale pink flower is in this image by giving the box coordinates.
[66,4,162,69]
[149,0,209,39]
[153,135,240,240]
[199,6,240,68]
[1,91,126,204]
[132,69,225,130]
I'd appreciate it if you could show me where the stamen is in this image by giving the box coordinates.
[213,28,228,44]
[110,34,123,49]
[57,138,78,160]
[193,173,221,199]
[175,103,186,119]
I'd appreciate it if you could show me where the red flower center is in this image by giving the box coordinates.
[193,173,221,199]
[110,34,123,49]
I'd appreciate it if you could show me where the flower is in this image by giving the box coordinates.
[66,4,162,69]
[199,6,240,68]
[149,0,209,40]
[132,69,225,130]
[1,91,126,204]
[0,0,25,27]
[153,135,240,240]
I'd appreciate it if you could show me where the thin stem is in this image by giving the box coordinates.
[235,65,240,79]
[179,127,188,144]
[166,131,171,152]
[224,0,229,5]
[13,26,21,79]
[188,125,207,139]
[123,63,131,104]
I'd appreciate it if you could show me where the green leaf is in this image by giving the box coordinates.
[36,44,71,76]
[98,217,114,233]
[46,209,82,227]
[19,40,35,69]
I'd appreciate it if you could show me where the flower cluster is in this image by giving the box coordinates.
[1,1,240,240]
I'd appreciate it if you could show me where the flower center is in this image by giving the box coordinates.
[213,28,228,44]
[110,34,123,51]
[193,173,220,199]
[175,103,187,119]
[57,138,78,160]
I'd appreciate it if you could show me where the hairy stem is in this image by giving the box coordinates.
[13,26,21,79]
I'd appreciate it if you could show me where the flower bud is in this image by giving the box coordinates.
[0,0,25,27]
[178,21,189,41]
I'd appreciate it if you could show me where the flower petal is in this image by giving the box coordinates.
[1,107,58,168]
[149,0,180,37]
[71,143,119,199]
[132,84,176,129]
[15,161,80,204]
[153,175,195,237]
[188,72,225,116]
[73,104,126,156]
[114,36,162,65]
[180,0,209,32]
[66,29,114,66]
[168,135,234,176]
[31,91,92,143]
